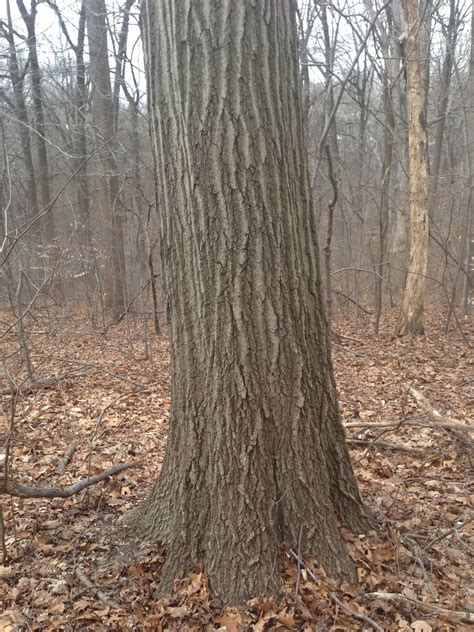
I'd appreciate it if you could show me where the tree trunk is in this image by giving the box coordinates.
[463,6,474,314]
[16,0,58,255]
[375,74,395,334]
[374,4,398,333]
[74,1,91,244]
[85,0,127,321]
[319,0,341,166]
[131,0,373,604]
[398,0,429,335]
[430,0,458,195]
[5,0,39,227]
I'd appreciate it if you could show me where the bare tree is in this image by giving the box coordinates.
[16,0,58,257]
[430,0,460,194]
[398,0,430,335]
[463,5,473,314]
[85,0,127,321]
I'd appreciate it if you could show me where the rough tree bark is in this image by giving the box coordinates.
[129,0,373,603]
[398,0,429,335]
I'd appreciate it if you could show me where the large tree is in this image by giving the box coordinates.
[130,0,373,603]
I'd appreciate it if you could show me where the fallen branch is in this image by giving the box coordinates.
[409,388,473,455]
[365,592,474,623]
[0,462,137,499]
[288,549,384,631]
[344,418,472,432]
[0,367,94,396]
[347,439,425,453]
[74,567,120,610]
[410,388,472,430]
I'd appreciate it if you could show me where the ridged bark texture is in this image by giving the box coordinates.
[136,0,373,603]
[399,0,429,335]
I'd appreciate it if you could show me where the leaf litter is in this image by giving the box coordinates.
[0,307,472,630]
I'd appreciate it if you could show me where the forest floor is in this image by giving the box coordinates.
[0,306,472,631]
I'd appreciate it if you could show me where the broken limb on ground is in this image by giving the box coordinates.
[0,307,472,631]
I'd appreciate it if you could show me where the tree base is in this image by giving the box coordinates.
[122,470,375,604]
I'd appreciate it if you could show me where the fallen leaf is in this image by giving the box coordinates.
[411,621,432,632]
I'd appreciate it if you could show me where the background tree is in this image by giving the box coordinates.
[85,0,127,321]
[129,0,373,603]
[464,4,473,314]
[398,0,429,335]
[16,0,59,265]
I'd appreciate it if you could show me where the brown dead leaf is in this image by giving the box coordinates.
[411,621,432,632]
[49,600,66,615]
[216,609,244,632]
[276,608,295,628]
[0,566,15,579]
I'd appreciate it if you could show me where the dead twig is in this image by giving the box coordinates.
[73,567,120,610]
[330,592,385,632]
[57,441,77,475]
[422,518,472,553]
[288,549,384,631]
[0,367,94,396]
[347,439,426,453]
[403,536,438,600]
[344,419,472,432]
[0,503,7,564]
[0,462,137,499]
[365,592,474,623]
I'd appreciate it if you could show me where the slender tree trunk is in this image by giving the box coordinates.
[430,0,458,195]
[112,0,135,132]
[5,1,39,227]
[463,6,474,314]
[130,0,373,604]
[74,1,90,243]
[16,0,58,255]
[375,74,395,334]
[398,0,429,335]
[319,1,341,166]
[86,0,126,321]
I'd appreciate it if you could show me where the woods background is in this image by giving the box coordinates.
[1,0,472,345]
